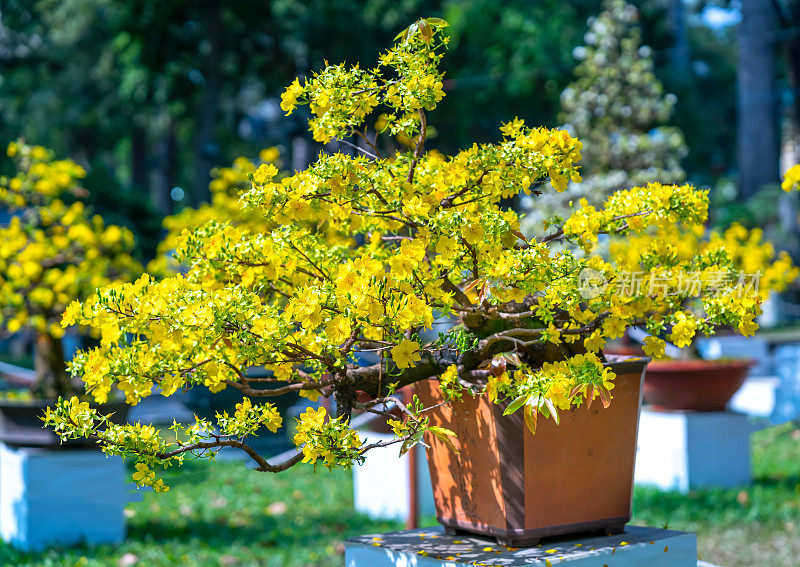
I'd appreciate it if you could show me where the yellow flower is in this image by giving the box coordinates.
[259,147,280,163]
[642,336,666,359]
[461,222,485,246]
[669,312,697,349]
[280,78,304,114]
[391,339,421,369]
[782,164,800,192]
[132,463,155,485]
[253,163,278,185]
[387,418,407,437]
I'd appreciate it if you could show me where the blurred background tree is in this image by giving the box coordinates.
[0,0,797,259]
[525,0,688,231]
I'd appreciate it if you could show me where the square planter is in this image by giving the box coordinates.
[0,443,127,550]
[415,357,648,546]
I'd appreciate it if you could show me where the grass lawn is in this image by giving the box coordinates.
[0,422,798,566]
[632,421,800,566]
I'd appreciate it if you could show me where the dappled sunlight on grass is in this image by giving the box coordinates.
[632,421,800,567]
[0,461,405,566]
[0,422,797,565]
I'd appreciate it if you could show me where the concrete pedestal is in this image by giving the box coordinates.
[635,409,755,492]
[353,431,435,520]
[345,525,699,566]
[0,443,127,550]
[729,376,779,418]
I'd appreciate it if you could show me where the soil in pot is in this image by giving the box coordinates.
[415,356,649,547]
[643,358,753,412]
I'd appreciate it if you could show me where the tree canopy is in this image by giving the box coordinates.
[44,21,796,489]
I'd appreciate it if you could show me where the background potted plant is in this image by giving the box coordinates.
[0,141,141,446]
[607,223,798,411]
[45,19,787,545]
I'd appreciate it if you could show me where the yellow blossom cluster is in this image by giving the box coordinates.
[488,353,615,433]
[45,19,800,483]
[216,397,283,438]
[148,149,281,275]
[0,142,140,339]
[292,407,362,468]
[282,18,449,143]
[782,164,800,191]
[608,221,798,354]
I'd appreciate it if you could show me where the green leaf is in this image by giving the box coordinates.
[428,426,455,437]
[538,397,550,419]
[543,397,559,425]
[428,426,459,453]
[501,352,522,368]
[418,20,433,43]
[598,386,611,409]
[399,429,424,456]
[424,17,449,28]
[523,404,538,434]
[503,394,529,415]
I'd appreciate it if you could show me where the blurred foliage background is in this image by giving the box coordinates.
[0,0,794,263]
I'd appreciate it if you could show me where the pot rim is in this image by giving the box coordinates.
[645,358,754,371]
[602,354,651,374]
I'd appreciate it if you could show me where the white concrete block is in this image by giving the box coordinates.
[346,525,697,566]
[635,409,755,492]
[0,443,127,550]
[729,375,779,417]
[353,431,435,521]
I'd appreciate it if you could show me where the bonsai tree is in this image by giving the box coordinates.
[46,20,797,490]
[529,0,688,230]
[0,142,141,399]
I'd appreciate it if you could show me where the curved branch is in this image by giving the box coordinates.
[222,378,333,397]
[348,348,457,397]
[157,439,304,472]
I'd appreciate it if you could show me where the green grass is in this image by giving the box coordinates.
[0,422,798,566]
[631,422,800,566]
[0,459,407,567]
[0,352,34,371]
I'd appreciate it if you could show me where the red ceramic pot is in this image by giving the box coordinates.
[643,358,753,412]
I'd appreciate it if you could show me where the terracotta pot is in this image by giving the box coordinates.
[0,398,129,448]
[643,358,753,412]
[415,356,648,546]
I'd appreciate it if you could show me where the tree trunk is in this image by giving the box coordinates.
[738,0,779,199]
[334,378,355,420]
[191,0,221,206]
[32,333,69,400]
[131,124,149,198]
[153,118,176,215]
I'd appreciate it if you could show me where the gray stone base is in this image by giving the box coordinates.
[345,525,698,566]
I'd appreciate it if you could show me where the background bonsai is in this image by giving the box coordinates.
[526,0,687,232]
[0,142,140,399]
[46,19,797,490]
